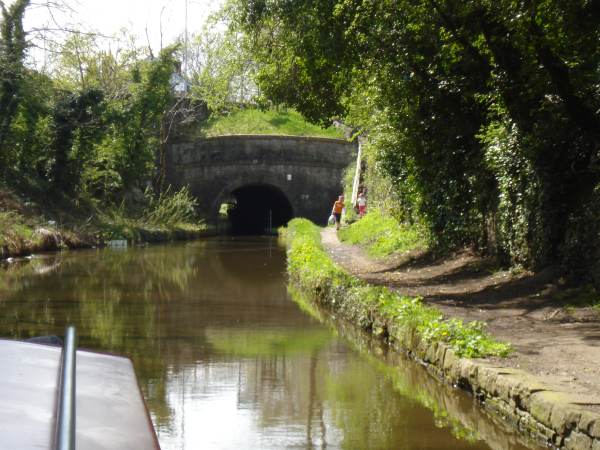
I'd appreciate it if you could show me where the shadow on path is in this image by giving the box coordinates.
[320,226,600,405]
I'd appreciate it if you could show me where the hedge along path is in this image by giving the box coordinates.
[318,227,600,450]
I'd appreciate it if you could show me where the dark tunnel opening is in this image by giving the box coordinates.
[226,184,294,235]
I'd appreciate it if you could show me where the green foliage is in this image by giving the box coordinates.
[0,5,191,229]
[0,208,70,257]
[187,14,256,112]
[479,117,539,265]
[141,186,199,227]
[0,210,32,249]
[227,0,352,125]
[109,45,178,191]
[7,72,54,177]
[339,209,427,257]
[198,107,344,138]
[49,88,105,192]
[231,0,600,285]
[98,186,203,241]
[0,0,29,167]
[419,317,510,359]
[360,133,419,224]
[0,8,204,249]
[43,43,177,197]
[81,133,123,200]
[284,219,511,358]
[552,285,600,313]
[285,218,351,292]
[560,186,600,286]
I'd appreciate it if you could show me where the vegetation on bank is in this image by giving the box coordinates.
[197,107,344,138]
[0,3,206,251]
[284,218,511,358]
[0,187,204,258]
[98,186,203,242]
[339,209,427,257]
[0,208,82,257]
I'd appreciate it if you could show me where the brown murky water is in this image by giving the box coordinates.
[0,238,541,450]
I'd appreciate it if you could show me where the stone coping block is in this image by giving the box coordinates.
[418,342,600,449]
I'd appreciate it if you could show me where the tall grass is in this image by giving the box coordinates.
[339,208,427,257]
[99,186,203,241]
[142,186,198,227]
[0,209,71,257]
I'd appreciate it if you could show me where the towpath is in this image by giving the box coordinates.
[321,227,600,411]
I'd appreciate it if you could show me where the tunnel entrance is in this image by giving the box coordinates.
[223,184,293,235]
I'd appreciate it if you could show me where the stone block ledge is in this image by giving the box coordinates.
[176,134,351,144]
[409,339,600,450]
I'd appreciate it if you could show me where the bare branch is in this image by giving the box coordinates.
[145,25,154,59]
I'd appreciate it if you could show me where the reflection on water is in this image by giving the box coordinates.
[0,238,539,450]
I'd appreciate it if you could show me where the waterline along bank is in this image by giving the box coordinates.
[282,219,600,450]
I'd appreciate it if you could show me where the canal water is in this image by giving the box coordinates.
[0,238,540,450]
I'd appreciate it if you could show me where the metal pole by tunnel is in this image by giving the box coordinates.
[55,325,77,450]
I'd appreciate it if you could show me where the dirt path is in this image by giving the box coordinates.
[321,227,600,410]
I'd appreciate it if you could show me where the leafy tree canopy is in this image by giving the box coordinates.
[228,0,600,283]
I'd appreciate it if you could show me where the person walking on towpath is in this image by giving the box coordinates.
[331,195,345,230]
[356,191,367,218]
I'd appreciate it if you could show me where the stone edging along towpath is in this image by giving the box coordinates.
[285,224,600,450]
[411,337,600,450]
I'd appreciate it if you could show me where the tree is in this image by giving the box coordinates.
[185,23,252,112]
[0,0,29,172]
[49,87,104,192]
[229,0,600,281]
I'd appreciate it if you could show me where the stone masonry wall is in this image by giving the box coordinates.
[165,135,357,225]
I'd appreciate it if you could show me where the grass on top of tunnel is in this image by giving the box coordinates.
[199,108,345,138]
[339,209,427,257]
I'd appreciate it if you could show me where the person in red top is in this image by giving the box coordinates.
[331,195,345,230]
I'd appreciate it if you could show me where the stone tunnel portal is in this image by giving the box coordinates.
[225,184,294,235]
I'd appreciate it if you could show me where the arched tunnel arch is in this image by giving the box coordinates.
[220,184,294,235]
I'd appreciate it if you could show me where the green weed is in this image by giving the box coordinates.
[97,186,204,241]
[553,285,600,314]
[141,186,199,227]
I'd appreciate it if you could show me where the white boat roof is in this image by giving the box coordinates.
[0,339,160,450]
